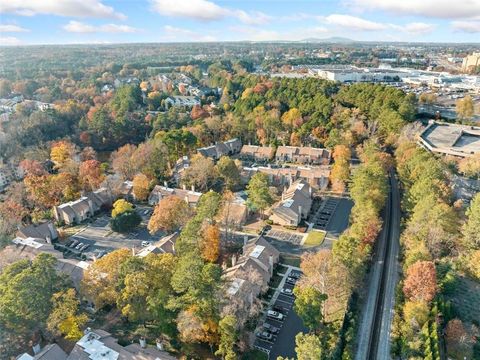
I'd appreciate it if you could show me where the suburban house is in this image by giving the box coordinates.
[17,344,68,360]
[165,95,200,108]
[53,188,112,225]
[148,185,202,207]
[239,145,275,162]
[270,179,313,226]
[172,156,190,185]
[242,165,330,190]
[86,188,113,212]
[223,236,280,300]
[8,237,87,289]
[18,328,176,360]
[418,120,480,158]
[275,146,331,165]
[53,197,93,225]
[136,232,179,257]
[17,222,58,243]
[218,191,249,229]
[197,138,242,160]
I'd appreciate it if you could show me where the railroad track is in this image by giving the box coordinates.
[356,172,400,360]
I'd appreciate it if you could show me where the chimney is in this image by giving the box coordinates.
[298,205,303,218]
[309,186,312,196]
[182,184,186,190]
[231,255,237,267]
[269,255,274,272]
[184,196,189,204]
[243,236,248,246]
[132,247,135,256]
[191,185,195,192]
[164,180,168,187]
[156,340,164,351]
[47,222,55,238]
[248,291,254,306]
[139,338,147,349]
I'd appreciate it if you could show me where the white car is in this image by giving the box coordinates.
[141,241,151,247]
[267,310,284,321]
[280,288,294,296]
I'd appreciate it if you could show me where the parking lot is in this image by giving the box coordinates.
[254,269,308,359]
[59,205,163,260]
[311,196,353,239]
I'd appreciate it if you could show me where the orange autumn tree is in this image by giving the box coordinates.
[201,224,220,263]
[403,260,437,303]
[148,196,192,234]
[79,160,104,191]
[330,145,351,193]
[132,173,150,201]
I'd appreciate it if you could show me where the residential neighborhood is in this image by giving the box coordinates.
[1,6,480,360]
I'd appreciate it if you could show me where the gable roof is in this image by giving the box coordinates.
[271,179,312,223]
[17,222,58,241]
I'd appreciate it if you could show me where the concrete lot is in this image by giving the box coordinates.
[265,229,304,245]
[62,205,163,259]
[254,269,308,359]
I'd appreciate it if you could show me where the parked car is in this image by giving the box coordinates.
[286,277,297,285]
[255,331,273,341]
[65,240,73,247]
[281,288,294,296]
[263,323,280,334]
[141,241,151,247]
[272,305,285,313]
[69,240,79,248]
[289,272,301,279]
[267,310,284,321]
[80,244,89,252]
[75,242,84,250]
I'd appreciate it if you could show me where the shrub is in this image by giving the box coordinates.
[110,210,141,233]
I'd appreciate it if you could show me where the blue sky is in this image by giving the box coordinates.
[1,0,480,45]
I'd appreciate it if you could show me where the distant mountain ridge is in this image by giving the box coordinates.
[299,37,356,43]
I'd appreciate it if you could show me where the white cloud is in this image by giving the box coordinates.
[0,0,125,20]
[63,21,139,33]
[151,0,226,21]
[325,14,387,31]
[162,25,217,41]
[390,22,436,35]
[350,0,480,19]
[452,20,480,32]
[234,10,271,25]
[0,24,29,32]
[150,0,270,24]
[0,36,22,45]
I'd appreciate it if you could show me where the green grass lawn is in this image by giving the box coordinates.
[304,230,326,246]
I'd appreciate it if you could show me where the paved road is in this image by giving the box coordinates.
[355,172,400,360]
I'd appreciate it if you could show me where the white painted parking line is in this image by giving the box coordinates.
[276,298,293,306]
